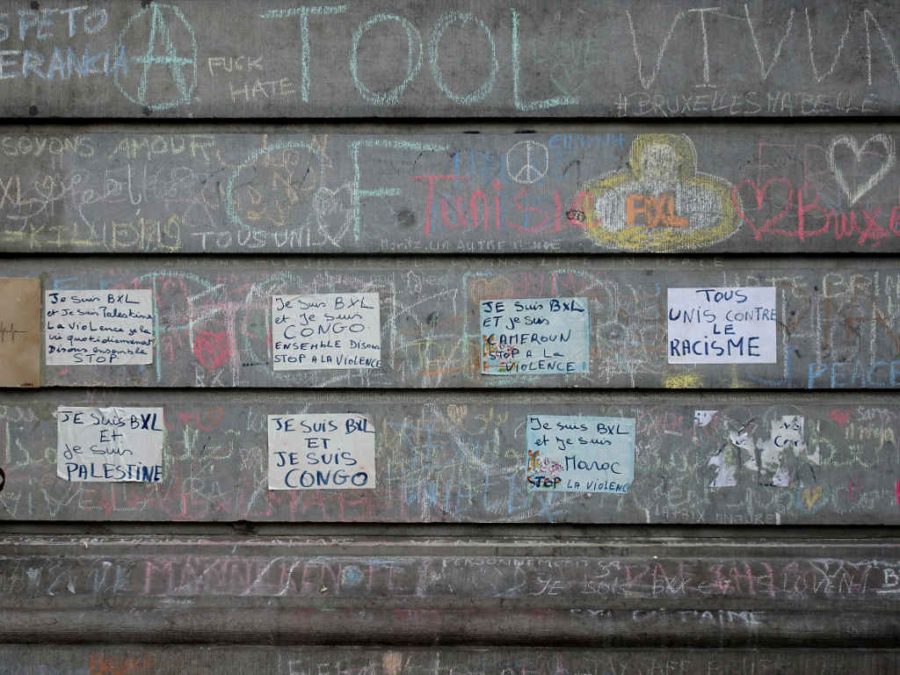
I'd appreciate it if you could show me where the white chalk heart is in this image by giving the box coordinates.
[827,134,895,206]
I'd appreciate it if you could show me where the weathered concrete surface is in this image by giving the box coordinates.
[1,125,899,254]
[0,534,897,646]
[1,533,897,606]
[0,1,897,118]
[1,646,898,675]
[12,257,900,389]
[4,606,897,647]
[4,647,900,675]
[0,392,895,523]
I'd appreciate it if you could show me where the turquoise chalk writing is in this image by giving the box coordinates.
[261,5,348,103]
[349,139,449,240]
[510,8,579,111]
[428,12,498,105]
[114,3,197,111]
[350,13,422,106]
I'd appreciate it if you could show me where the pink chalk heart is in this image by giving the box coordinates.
[829,409,851,427]
[193,331,231,369]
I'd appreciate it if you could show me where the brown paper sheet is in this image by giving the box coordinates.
[0,278,41,387]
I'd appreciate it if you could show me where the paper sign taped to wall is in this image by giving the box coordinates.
[480,297,590,375]
[526,415,635,493]
[272,293,381,370]
[268,413,376,490]
[57,406,165,483]
[0,277,41,387]
[667,287,777,364]
[45,289,154,365]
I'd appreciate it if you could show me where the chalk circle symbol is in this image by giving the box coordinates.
[506,140,549,185]
[225,141,325,233]
[114,3,198,112]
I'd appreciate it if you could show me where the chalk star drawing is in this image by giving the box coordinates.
[827,134,896,206]
[506,140,549,184]
[573,134,739,252]
[115,3,197,111]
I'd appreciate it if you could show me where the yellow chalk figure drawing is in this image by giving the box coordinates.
[578,134,740,251]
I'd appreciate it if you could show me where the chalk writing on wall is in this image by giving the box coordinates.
[44,289,154,366]
[480,297,589,375]
[0,277,41,387]
[0,398,892,522]
[0,130,898,255]
[268,413,376,490]
[0,6,124,84]
[114,3,198,112]
[272,293,381,371]
[56,406,164,483]
[574,134,739,251]
[667,287,777,364]
[526,414,635,493]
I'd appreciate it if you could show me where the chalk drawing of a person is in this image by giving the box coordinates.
[573,134,739,252]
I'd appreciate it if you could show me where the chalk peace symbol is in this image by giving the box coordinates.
[506,140,549,185]
[115,3,198,111]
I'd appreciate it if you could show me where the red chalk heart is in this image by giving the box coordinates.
[829,409,851,427]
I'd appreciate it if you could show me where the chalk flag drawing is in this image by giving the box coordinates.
[44,289,154,366]
[827,134,896,206]
[268,413,376,490]
[574,134,739,251]
[667,287,777,365]
[56,406,165,483]
[526,415,635,494]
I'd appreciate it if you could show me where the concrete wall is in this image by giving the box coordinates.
[0,0,898,671]
[1,392,895,524]
[0,1,896,118]
[11,258,896,389]
[0,125,897,254]
[3,646,899,674]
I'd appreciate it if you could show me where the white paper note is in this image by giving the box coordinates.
[272,293,381,371]
[45,289,154,365]
[57,406,165,482]
[480,297,590,375]
[268,413,376,490]
[667,287,777,364]
[525,415,635,494]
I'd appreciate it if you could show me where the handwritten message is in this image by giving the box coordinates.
[480,297,589,375]
[667,287,777,364]
[57,406,165,483]
[0,278,41,387]
[45,289,154,365]
[272,293,381,371]
[268,413,376,490]
[526,415,635,493]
